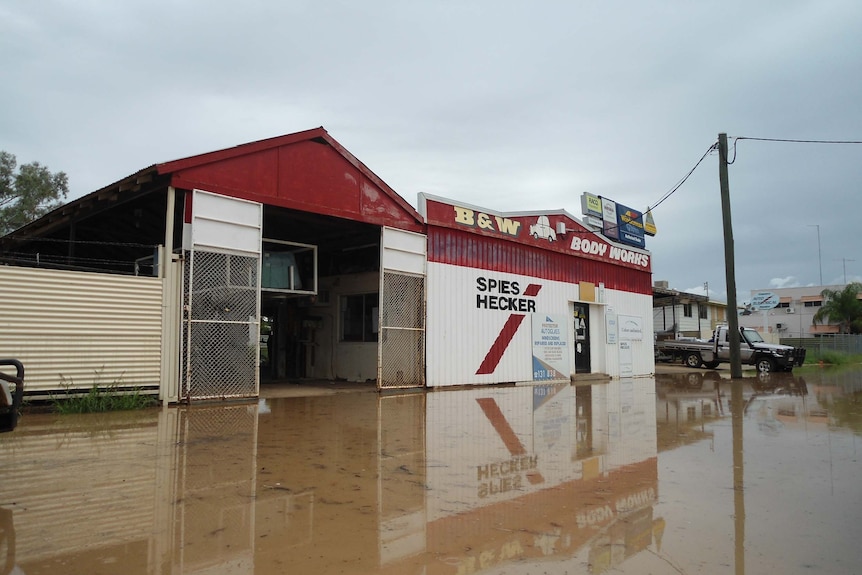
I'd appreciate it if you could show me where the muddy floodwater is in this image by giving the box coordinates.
[2,368,861,575]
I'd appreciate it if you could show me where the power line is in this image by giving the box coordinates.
[646,143,718,213]
[728,136,862,164]
[734,136,862,144]
[568,141,718,237]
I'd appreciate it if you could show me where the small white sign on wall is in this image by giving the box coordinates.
[531,313,571,381]
[618,314,643,341]
[606,307,617,344]
[619,340,633,377]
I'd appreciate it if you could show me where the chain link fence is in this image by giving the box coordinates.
[781,335,862,356]
[379,271,425,389]
[181,250,260,401]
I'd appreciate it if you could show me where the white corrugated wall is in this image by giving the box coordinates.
[602,288,656,377]
[426,262,655,386]
[0,266,163,395]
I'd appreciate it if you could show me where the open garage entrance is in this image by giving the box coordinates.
[259,206,385,384]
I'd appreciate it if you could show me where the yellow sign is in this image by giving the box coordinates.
[644,210,657,236]
[581,192,602,218]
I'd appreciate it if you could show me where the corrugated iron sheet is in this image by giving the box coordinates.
[427,228,651,295]
[0,266,163,394]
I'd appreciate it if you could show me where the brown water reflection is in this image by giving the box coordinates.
[1,369,861,574]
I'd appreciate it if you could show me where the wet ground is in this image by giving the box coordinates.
[1,366,861,575]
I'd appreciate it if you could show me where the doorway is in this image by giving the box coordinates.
[573,303,591,373]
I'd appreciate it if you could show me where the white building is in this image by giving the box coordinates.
[738,285,850,338]
[652,281,728,339]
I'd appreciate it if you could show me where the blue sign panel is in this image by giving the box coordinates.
[615,203,645,249]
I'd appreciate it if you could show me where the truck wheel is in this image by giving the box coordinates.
[756,357,775,373]
[703,361,720,369]
[684,352,702,369]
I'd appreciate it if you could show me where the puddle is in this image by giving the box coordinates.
[2,368,861,574]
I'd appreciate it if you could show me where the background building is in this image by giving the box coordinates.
[652,281,727,340]
[738,285,850,338]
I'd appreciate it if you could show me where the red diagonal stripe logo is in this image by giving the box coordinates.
[476,315,525,374]
[475,283,542,375]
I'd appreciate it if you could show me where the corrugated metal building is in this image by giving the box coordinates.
[0,128,654,401]
[421,195,654,386]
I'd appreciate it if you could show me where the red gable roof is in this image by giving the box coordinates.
[157,127,423,232]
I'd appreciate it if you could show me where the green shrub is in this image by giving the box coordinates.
[51,374,157,414]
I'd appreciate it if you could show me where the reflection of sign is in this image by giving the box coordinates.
[750,291,780,310]
[532,314,570,381]
[618,315,643,340]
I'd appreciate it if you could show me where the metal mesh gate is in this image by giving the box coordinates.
[378,271,425,389]
[181,249,260,400]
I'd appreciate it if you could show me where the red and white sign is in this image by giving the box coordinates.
[420,194,650,271]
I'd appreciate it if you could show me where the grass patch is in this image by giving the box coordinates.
[51,374,157,414]
[805,350,862,366]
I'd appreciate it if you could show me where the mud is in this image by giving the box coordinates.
[1,366,860,574]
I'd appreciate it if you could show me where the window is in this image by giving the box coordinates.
[699,305,708,319]
[340,293,379,342]
[683,303,693,318]
[777,302,790,308]
[803,300,822,307]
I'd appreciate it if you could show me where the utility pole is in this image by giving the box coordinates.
[719,133,742,378]
[808,224,822,285]
[836,258,855,283]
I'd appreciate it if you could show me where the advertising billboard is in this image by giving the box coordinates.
[615,203,645,249]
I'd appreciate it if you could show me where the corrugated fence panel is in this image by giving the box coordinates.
[0,266,163,394]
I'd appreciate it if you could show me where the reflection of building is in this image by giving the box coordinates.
[656,372,841,447]
[0,406,259,575]
[655,373,724,450]
[424,380,659,574]
[0,379,664,574]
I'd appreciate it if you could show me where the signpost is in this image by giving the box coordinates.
[749,291,779,335]
[749,291,779,311]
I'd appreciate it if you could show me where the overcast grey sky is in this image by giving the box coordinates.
[3,0,861,303]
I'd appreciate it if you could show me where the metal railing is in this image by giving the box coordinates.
[781,335,862,356]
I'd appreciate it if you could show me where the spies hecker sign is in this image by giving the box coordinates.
[421,196,651,271]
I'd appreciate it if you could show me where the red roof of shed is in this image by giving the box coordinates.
[157,127,423,232]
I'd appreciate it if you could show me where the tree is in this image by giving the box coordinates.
[813,282,862,334]
[0,151,69,236]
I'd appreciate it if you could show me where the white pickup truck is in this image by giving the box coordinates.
[655,325,806,373]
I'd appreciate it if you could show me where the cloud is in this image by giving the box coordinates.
[769,277,800,289]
